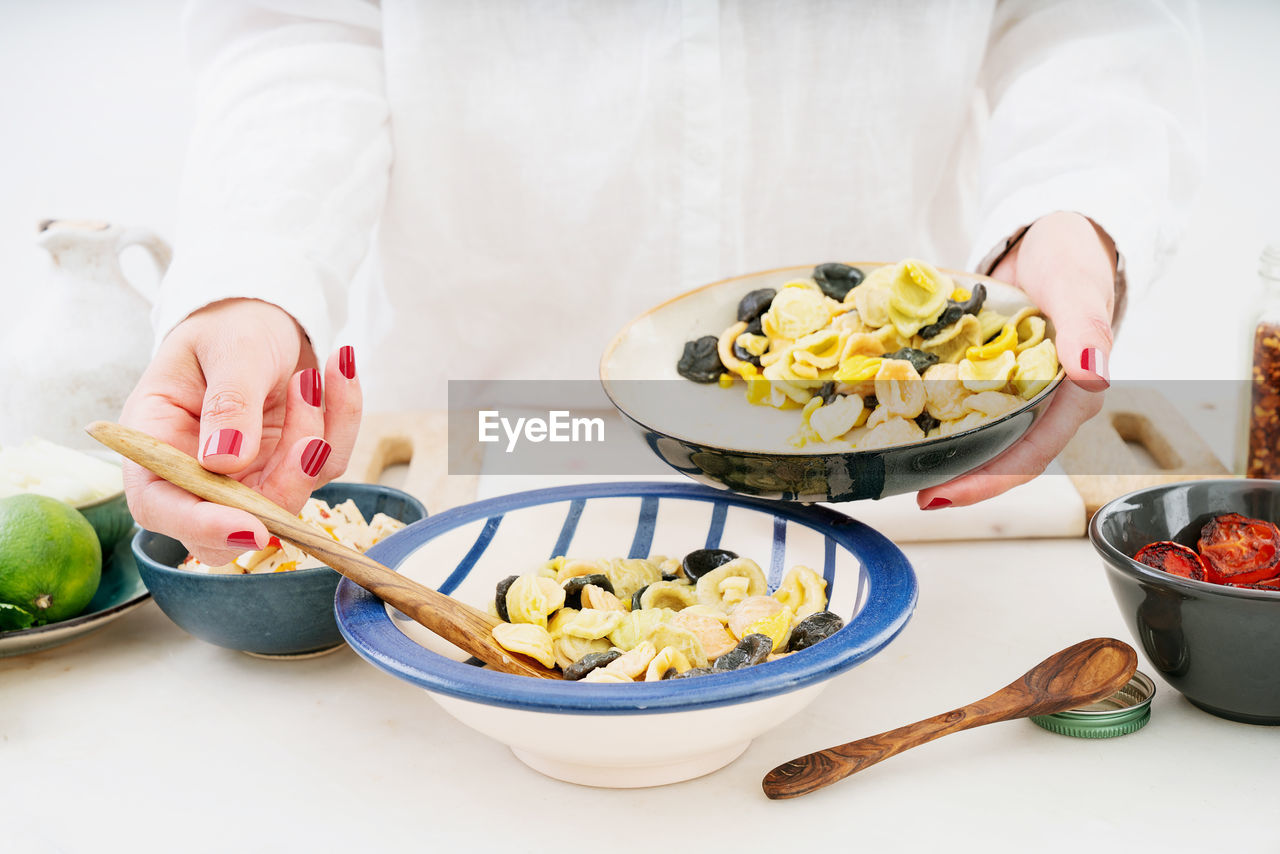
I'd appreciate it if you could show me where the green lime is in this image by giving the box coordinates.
[0,494,102,624]
[0,602,36,631]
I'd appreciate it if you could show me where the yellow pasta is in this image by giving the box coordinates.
[647,623,710,668]
[484,547,836,683]
[919,314,982,363]
[638,580,698,611]
[602,557,664,601]
[505,575,566,628]
[1013,338,1060,399]
[874,358,926,419]
[645,646,694,681]
[886,259,951,339]
[958,350,1017,393]
[859,416,926,450]
[492,623,557,669]
[695,558,768,610]
[772,565,828,620]
[681,259,1058,452]
[561,608,624,640]
[608,607,674,651]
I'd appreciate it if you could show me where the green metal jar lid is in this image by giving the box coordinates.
[1030,671,1156,739]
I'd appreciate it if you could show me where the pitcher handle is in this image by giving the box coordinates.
[114,227,172,303]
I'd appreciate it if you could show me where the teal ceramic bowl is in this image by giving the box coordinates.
[77,490,134,554]
[131,482,426,658]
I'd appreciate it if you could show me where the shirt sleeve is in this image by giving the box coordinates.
[967,0,1206,305]
[152,0,392,360]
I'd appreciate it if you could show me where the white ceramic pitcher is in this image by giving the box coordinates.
[0,219,171,449]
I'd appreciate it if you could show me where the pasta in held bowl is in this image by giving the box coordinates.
[601,261,1066,502]
[334,482,917,787]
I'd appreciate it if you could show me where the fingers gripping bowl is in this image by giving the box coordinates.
[600,262,1065,502]
[334,482,918,787]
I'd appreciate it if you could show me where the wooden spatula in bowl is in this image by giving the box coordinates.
[87,421,559,679]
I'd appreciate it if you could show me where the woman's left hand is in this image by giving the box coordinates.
[915,210,1116,509]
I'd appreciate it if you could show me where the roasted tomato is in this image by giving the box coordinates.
[1226,577,1280,591]
[1134,541,1209,581]
[1197,513,1280,585]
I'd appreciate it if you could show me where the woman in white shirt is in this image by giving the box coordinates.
[121,0,1204,564]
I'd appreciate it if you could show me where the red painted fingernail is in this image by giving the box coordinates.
[1080,347,1110,387]
[301,369,322,407]
[226,531,260,550]
[202,428,243,459]
[339,345,356,380]
[923,497,952,510]
[301,438,332,477]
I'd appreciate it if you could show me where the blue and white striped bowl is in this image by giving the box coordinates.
[336,482,916,787]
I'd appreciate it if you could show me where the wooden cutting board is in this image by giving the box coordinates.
[338,411,479,516]
[344,389,1234,537]
[1058,387,1232,518]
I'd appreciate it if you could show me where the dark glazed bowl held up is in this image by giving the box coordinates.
[131,482,426,657]
[629,391,1054,502]
[600,262,1064,503]
[1090,479,1280,725]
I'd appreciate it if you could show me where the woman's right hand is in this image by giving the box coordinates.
[119,298,362,566]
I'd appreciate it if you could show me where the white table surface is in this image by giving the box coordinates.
[4,490,1277,854]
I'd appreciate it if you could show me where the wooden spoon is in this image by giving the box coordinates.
[87,421,560,680]
[761,637,1137,799]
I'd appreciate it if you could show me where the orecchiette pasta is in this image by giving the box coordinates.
[886,259,950,338]
[860,416,925,450]
[647,623,710,668]
[486,549,843,682]
[553,635,613,671]
[964,390,1023,419]
[601,641,658,679]
[1013,339,1059,398]
[608,607,673,651]
[582,584,626,612]
[771,565,828,620]
[695,558,768,611]
[492,623,557,668]
[726,596,784,640]
[676,259,1060,452]
[646,646,693,681]
[504,575,567,628]
[922,362,969,421]
[874,358,926,419]
[671,610,738,660]
[602,557,664,601]
[958,349,1017,393]
[561,608,624,640]
[638,581,698,611]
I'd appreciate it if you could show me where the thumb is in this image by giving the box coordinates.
[1041,294,1113,394]
[1003,211,1115,394]
[196,349,272,473]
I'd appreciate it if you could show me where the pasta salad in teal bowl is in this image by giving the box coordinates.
[335,481,917,787]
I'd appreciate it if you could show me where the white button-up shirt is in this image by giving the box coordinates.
[155,0,1203,411]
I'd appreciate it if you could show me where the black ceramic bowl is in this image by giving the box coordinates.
[131,482,426,658]
[601,263,1064,502]
[1090,478,1280,725]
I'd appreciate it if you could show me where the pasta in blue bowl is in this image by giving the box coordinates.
[334,481,916,787]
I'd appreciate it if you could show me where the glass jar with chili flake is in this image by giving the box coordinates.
[1245,243,1280,479]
